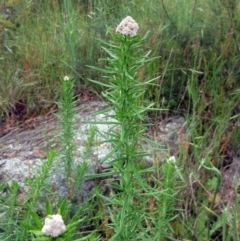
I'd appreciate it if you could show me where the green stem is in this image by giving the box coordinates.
[201,161,221,239]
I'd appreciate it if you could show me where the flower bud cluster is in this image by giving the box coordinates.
[167,156,176,164]
[116,16,139,37]
[42,214,66,237]
[63,75,70,81]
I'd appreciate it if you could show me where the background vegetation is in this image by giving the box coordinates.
[1,0,240,240]
[1,0,240,115]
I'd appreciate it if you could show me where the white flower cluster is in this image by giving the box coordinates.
[64,75,70,81]
[167,156,176,164]
[42,214,66,237]
[116,16,139,37]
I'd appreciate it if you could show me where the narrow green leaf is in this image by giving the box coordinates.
[73,232,99,241]
[84,121,119,125]
[140,31,151,42]
[102,47,118,59]
[20,221,38,231]
[87,65,115,74]
[66,218,84,231]
[45,198,52,215]
[101,145,120,162]
[85,170,120,179]
[96,38,119,49]
[32,236,51,241]
[27,205,43,229]
[87,78,112,88]
[59,198,68,215]
[29,230,44,236]
[124,69,134,80]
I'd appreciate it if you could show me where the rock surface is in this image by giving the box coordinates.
[1,99,239,209]
[0,100,186,196]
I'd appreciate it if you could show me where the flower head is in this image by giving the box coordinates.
[42,214,66,237]
[167,156,176,164]
[63,75,70,81]
[116,16,139,37]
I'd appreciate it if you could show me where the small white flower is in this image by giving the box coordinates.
[64,75,70,81]
[116,16,139,37]
[167,156,176,164]
[42,214,66,237]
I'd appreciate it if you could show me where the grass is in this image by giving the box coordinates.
[1,0,240,240]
